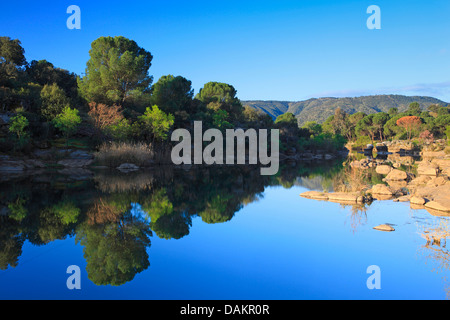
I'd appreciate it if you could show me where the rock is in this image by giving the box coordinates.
[425,200,450,213]
[396,195,410,202]
[300,191,329,200]
[373,224,395,232]
[376,165,392,175]
[370,184,395,195]
[417,162,439,176]
[57,159,93,168]
[387,180,408,190]
[327,192,359,203]
[408,175,431,186]
[69,150,94,160]
[426,176,449,187]
[384,169,408,181]
[116,163,139,173]
[410,196,426,205]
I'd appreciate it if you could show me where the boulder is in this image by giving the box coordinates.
[370,184,395,195]
[417,162,439,176]
[384,169,408,181]
[395,195,410,202]
[408,175,431,186]
[410,196,427,205]
[376,165,392,175]
[426,176,449,187]
[425,200,450,213]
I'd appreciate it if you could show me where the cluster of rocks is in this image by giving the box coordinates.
[0,149,95,172]
[303,151,450,215]
[300,147,450,231]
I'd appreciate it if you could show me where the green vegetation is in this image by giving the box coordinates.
[3,34,448,161]
[243,96,448,125]
[1,35,348,159]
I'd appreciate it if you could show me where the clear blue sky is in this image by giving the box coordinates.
[1,0,450,102]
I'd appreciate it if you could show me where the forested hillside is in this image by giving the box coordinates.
[243,95,448,125]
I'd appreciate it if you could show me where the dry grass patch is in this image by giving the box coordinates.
[95,141,154,167]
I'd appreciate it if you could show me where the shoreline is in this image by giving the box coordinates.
[300,143,450,217]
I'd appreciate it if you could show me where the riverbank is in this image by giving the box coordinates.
[300,141,450,217]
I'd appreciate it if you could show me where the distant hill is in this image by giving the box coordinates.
[242,95,449,126]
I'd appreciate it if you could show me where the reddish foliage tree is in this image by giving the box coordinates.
[419,130,434,144]
[88,102,124,130]
[396,116,422,140]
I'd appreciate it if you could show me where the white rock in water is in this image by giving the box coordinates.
[373,224,395,232]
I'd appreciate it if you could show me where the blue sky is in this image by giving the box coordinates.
[1,0,450,102]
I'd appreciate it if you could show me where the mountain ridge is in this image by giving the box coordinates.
[242,94,449,125]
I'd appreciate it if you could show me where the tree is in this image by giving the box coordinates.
[52,107,81,144]
[151,75,194,115]
[302,121,322,137]
[355,114,378,142]
[0,37,27,111]
[26,60,78,102]
[78,36,153,106]
[213,110,233,129]
[139,105,174,142]
[396,116,422,140]
[407,102,421,115]
[388,107,398,117]
[275,112,298,128]
[372,112,390,141]
[330,107,353,141]
[88,102,124,130]
[0,37,26,66]
[195,82,243,121]
[419,130,434,144]
[40,83,71,121]
[432,115,450,137]
[9,113,29,146]
[428,104,441,114]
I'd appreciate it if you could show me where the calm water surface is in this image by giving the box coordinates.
[0,160,449,300]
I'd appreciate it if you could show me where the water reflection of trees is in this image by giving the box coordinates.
[0,160,346,285]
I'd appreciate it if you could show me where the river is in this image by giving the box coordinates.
[0,159,449,299]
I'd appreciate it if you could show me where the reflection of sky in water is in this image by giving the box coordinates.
[1,183,449,300]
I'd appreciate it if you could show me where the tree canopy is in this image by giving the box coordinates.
[78,36,153,106]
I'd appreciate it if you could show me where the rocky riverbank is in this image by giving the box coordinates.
[300,143,450,217]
